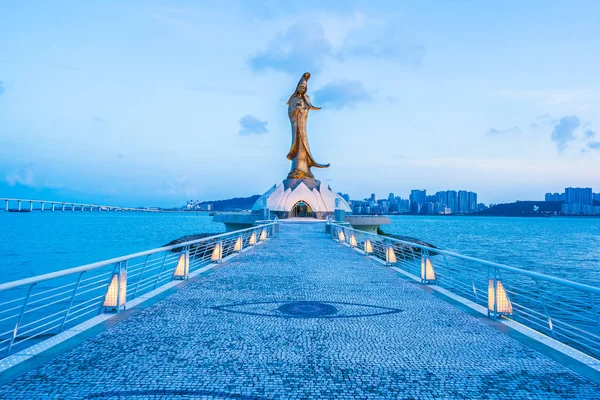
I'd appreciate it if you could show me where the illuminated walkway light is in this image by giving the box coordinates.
[488,278,513,318]
[364,239,373,255]
[103,269,127,311]
[421,256,436,284]
[386,246,396,265]
[211,243,223,263]
[234,237,242,252]
[173,252,189,280]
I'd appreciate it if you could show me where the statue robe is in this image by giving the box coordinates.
[286,94,329,179]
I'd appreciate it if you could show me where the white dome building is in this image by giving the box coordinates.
[252,178,351,219]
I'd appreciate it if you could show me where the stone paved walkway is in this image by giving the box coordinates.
[1,223,600,399]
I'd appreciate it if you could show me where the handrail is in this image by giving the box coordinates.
[330,223,600,295]
[0,223,275,292]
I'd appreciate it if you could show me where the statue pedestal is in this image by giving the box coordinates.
[250,177,351,220]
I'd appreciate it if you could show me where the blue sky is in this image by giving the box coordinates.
[1,1,599,207]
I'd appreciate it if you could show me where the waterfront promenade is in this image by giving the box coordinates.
[1,223,599,399]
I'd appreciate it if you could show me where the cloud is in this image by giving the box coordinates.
[314,80,373,109]
[530,113,557,129]
[0,81,4,95]
[4,167,34,187]
[340,25,425,67]
[248,21,332,74]
[239,115,269,136]
[249,19,425,74]
[587,141,600,151]
[551,116,580,152]
[486,126,522,135]
[584,129,596,139]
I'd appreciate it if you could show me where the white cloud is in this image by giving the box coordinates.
[4,167,34,187]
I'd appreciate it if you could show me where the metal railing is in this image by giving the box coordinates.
[0,223,276,358]
[331,223,600,360]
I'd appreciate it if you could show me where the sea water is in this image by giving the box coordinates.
[386,215,600,286]
[0,213,599,286]
[0,212,224,284]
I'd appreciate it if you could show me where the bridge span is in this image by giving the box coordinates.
[1,197,161,213]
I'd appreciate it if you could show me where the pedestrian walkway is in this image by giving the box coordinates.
[1,223,599,399]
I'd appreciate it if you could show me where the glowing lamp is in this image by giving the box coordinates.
[234,237,242,252]
[386,246,397,265]
[488,278,513,317]
[420,256,436,283]
[103,270,127,310]
[260,229,267,241]
[249,232,257,245]
[364,239,373,254]
[211,243,222,262]
[338,230,346,242]
[349,234,357,248]
[173,253,189,279]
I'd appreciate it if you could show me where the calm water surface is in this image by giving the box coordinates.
[387,215,600,286]
[0,212,224,284]
[0,213,599,286]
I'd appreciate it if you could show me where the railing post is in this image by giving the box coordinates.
[133,255,150,298]
[534,279,554,336]
[18,200,21,211]
[41,202,45,212]
[589,293,600,328]
[60,272,84,332]
[4,200,8,211]
[8,283,35,354]
[116,260,127,312]
[153,253,169,289]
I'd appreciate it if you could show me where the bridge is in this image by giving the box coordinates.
[1,197,162,213]
[0,221,598,398]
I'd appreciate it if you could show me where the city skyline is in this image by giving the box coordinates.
[1,1,600,207]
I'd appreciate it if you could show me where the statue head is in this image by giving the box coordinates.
[296,72,310,94]
[287,72,311,103]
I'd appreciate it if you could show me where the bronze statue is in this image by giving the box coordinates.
[286,72,329,179]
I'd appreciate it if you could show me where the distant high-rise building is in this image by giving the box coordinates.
[388,193,395,203]
[458,191,469,213]
[545,192,565,202]
[435,191,448,211]
[565,187,593,205]
[446,190,458,213]
[468,192,477,213]
[593,193,600,202]
[370,193,376,202]
[409,190,427,213]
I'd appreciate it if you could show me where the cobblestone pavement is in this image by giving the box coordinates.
[1,223,600,399]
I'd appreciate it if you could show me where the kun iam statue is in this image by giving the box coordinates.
[286,72,330,180]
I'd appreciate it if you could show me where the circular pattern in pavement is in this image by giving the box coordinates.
[276,301,338,318]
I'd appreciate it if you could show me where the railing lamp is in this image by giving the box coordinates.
[103,269,127,311]
[386,245,397,265]
[173,252,189,280]
[364,239,373,255]
[420,256,436,284]
[488,278,513,318]
[211,242,223,263]
[234,236,243,252]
